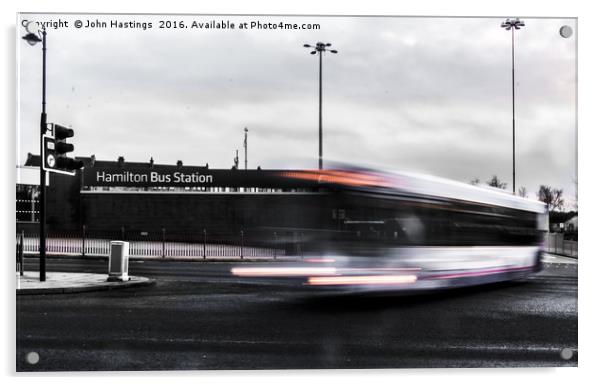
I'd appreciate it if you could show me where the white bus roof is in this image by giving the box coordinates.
[381,170,547,214]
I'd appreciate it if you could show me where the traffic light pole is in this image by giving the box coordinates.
[39,29,47,282]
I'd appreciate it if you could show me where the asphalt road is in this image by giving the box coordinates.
[16,256,578,371]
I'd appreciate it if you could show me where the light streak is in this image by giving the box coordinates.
[307,274,417,286]
[279,170,392,188]
[231,267,337,277]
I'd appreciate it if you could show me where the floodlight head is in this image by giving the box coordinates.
[303,44,311,47]
[330,50,338,54]
[310,51,316,55]
[22,32,42,45]
[325,43,331,47]
[501,18,525,30]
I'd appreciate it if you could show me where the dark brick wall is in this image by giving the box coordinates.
[80,192,332,235]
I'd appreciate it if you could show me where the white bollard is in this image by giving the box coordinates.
[108,241,130,282]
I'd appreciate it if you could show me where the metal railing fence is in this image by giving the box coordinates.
[16,228,578,260]
[545,232,578,258]
[16,227,286,260]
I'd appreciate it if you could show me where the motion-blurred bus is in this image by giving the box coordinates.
[232,166,548,293]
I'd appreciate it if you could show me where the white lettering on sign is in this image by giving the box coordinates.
[173,172,213,183]
[150,172,171,183]
[95,170,214,185]
[96,171,148,183]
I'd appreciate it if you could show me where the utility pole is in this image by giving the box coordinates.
[303,42,338,170]
[244,127,248,170]
[22,23,47,281]
[501,18,525,195]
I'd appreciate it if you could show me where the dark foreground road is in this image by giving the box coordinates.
[16,257,577,371]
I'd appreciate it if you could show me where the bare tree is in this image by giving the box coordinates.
[517,186,528,198]
[486,175,507,189]
[537,185,564,211]
[469,177,481,186]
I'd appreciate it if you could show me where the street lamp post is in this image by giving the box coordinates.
[501,18,525,195]
[303,42,337,170]
[244,127,248,170]
[22,21,47,281]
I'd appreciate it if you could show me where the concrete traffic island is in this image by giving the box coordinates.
[16,272,154,295]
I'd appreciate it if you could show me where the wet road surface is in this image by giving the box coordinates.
[16,256,577,371]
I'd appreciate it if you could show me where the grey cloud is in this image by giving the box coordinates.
[17,14,577,207]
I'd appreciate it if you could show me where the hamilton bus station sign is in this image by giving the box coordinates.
[82,166,318,189]
[92,168,214,185]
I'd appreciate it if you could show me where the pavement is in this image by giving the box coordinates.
[542,253,578,264]
[16,271,154,295]
[16,253,299,294]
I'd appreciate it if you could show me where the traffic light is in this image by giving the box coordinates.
[42,123,83,175]
[54,124,83,172]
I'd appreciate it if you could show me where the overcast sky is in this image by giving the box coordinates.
[17,14,576,206]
